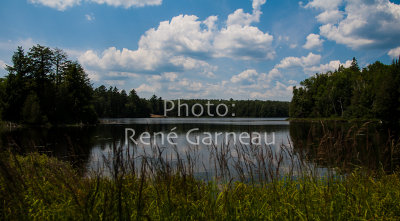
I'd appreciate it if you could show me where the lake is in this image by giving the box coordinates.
[0,118,395,179]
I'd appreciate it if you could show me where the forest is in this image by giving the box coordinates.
[0,45,97,125]
[92,89,289,118]
[0,45,289,125]
[290,57,400,124]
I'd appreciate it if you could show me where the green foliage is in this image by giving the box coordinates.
[92,86,151,118]
[290,58,400,124]
[21,93,41,124]
[164,99,289,117]
[92,88,290,118]
[1,152,400,220]
[1,45,98,125]
[0,79,6,119]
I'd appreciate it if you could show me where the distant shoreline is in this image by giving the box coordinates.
[288,118,382,123]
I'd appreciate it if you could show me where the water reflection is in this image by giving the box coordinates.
[290,121,398,172]
[1,118,397,177]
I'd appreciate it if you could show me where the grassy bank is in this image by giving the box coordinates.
[1,152,400,220]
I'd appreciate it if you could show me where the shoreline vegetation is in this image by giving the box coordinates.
[289,57,400,127]
[1,133,400,220]
[5,153,400,220]
[2,122,400,219]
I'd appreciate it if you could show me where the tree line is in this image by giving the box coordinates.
[0,45,97,125]
[91,90,289,118]
[0,45,289,124]
[290,57,400,124]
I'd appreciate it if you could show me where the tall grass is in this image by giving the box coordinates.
[1,122,400,220]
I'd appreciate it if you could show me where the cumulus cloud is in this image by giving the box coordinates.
[139,15,214,57]
[388,46,400,58]
[304,0,342,10]
[250,81,293,100]
[133,68,291,100]
[306,0,400,50]
[28,0,81,11]
[230,69,283,94]
[214,25,274,60]
[230,69,258,84]
[90,0,162,8]
[304,59,352,74]
[227,0,265,26]
[46,0,282,100]
[136,83,160,93]
[303,34,324,50]
[275,52,321,69]
[28,0,162,10]
[315,10,343,23]
[78,0,274,75]
[273,52,351,75]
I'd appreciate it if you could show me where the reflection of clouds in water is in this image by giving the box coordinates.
[85,118,304,179]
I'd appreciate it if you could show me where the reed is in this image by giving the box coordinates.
[1,123,400,220]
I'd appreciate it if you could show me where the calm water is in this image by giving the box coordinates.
[0,118,394,177]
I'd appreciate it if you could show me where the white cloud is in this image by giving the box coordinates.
[230,68,282,93]
[227,0,265,26]
[304,0,342,10]
[163,72,178,82]
[28,0,81,11]
[227,9,258,27]
[137,76,292,100]
[28,0,162,10]
[303,34,324,50]
[85,70,100,82]
[388,46,400,58]
[78,15,216,73]
[273,52,352,75]
[131,66,291,100]
[85,13,95,21]
[216,0,273,60]
[79,0,275,74]
[174,78,203,92]
[304,59,352,74]
[250,81,293,100]
[252,0,266,11]
[136,83,160,93]
[214,25,274,60]
[276,52,321,69]
[230,69,258,84]
[36,0,285,100]
[90,0,162,8]
[306,0,400,49]
[104,80,126,86]
[138,14,214,56]
[315,10,343,23]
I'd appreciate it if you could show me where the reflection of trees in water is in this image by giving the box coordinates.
[289,121,399,172]
[92,124,289,148]
[0,124,289,172]
[3,122,399,175]
[0,127,96,170]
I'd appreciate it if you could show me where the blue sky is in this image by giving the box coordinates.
[1,0,400,101]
